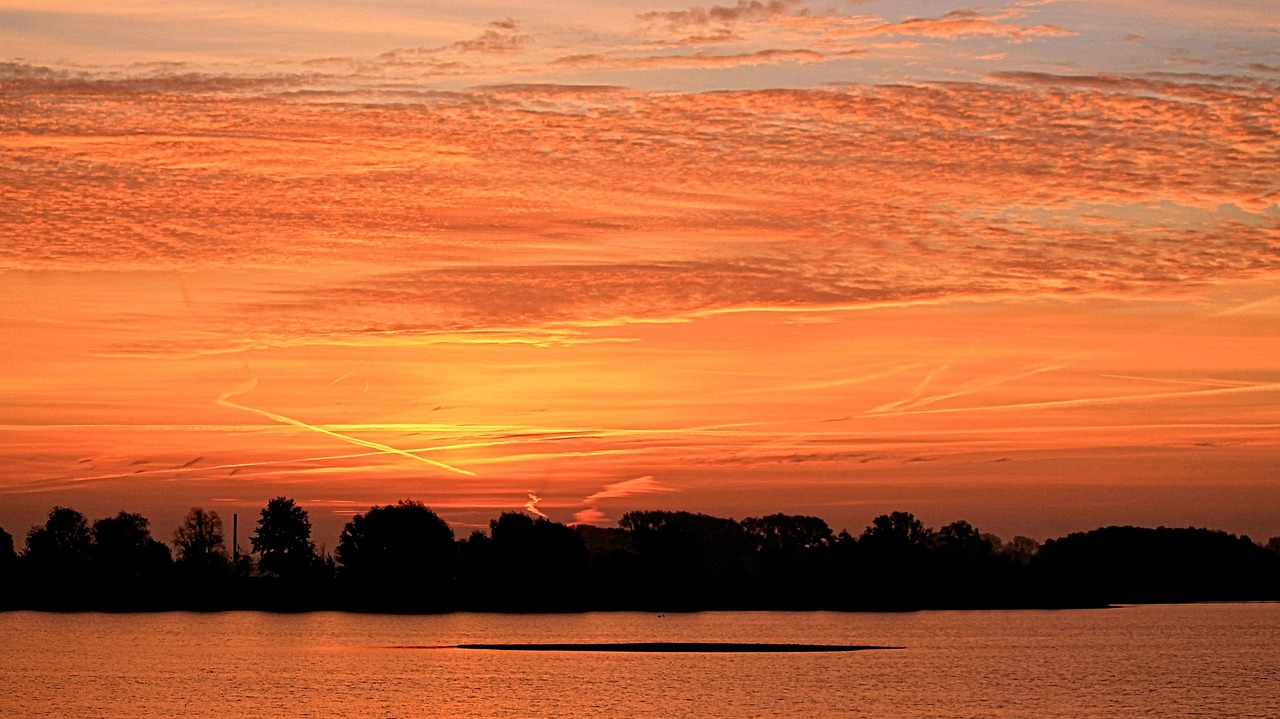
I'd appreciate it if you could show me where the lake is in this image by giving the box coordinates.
[1,603,1276,718]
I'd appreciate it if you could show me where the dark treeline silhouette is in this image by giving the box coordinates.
[2,500,1278,612]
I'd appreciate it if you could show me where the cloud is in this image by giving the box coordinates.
[374,19,529,66]
[1166,48,1206,67]
[552,47,844,70]
[637,0,798,29]
[663,29,746,46]
[449,30,524,55]
[452,21,529,54]
[863,10,1075,42]
[4,65,1277,347]
[754,5,1074,45]
[524,492,549,519]
[571,507,608,525]
[574,476,677,525]
[0,61,316,94]
[250,258,940,338]
[987,70,1279,99]
[628,2,1073,56]
[583,476,676,503]
[466,83,630,95]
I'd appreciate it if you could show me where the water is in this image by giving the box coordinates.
[1,604,1276,718]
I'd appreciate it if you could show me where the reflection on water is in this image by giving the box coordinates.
[1,604,1276,718]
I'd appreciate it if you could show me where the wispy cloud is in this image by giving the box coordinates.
[551,47,847,70]
[574,475,677,524]
[857,9,1075,42]
[5,68,1276,360]
[524,492,549,519]
[377,19,530,64]
[637,0,799,29]
[582,475,676,503]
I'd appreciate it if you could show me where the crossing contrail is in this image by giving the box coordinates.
[217,379,475,477]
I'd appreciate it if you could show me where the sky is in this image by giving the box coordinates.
[1,0,1278,548]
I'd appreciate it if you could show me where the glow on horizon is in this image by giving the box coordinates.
[1,0,1278,546]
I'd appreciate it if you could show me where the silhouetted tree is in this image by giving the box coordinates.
[933,520,993,558]
[6,499,1277,611]
[620,510,752,608]
[854,511,935,608]
[825,530,865,602]
[860,511,933,552]
[0,525,15,590]
[926,520,1022,608]
[576,524,632,555]
[91,511,171,581]
[0,525,13,562]
[1002,535,1039,565]
[476,512,588,609]
[318,546,337,578]
[251,497,316,579]
[25,506,92,576]
[573,523,638,608]
[742,514,834,607]
[336,500,455,607]
[457,529,496,604]
[1034,525,1280,605]
[743,513,834,552]
[459,528,494,568]
[173,507,229,574]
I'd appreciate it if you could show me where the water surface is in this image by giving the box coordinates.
[2,604,1276,718]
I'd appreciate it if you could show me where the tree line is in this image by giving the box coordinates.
[2,499,1278,612]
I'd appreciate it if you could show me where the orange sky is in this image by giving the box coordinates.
[2,0,1278,546]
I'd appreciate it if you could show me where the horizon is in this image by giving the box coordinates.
[2,0,1279,548]
[6,497,1280,558]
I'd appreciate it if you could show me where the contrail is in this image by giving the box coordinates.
[1212,293,1280,317]
[866,382,1280,417]
[881,362,1065,415]
[867,288,1280,419]
[867,364,949,414]
[721,362,924,398]
[217,379,475,477]
[1097,374,1261,389]
[327,361,369,387]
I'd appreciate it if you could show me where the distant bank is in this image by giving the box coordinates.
[3,501,1278,612]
